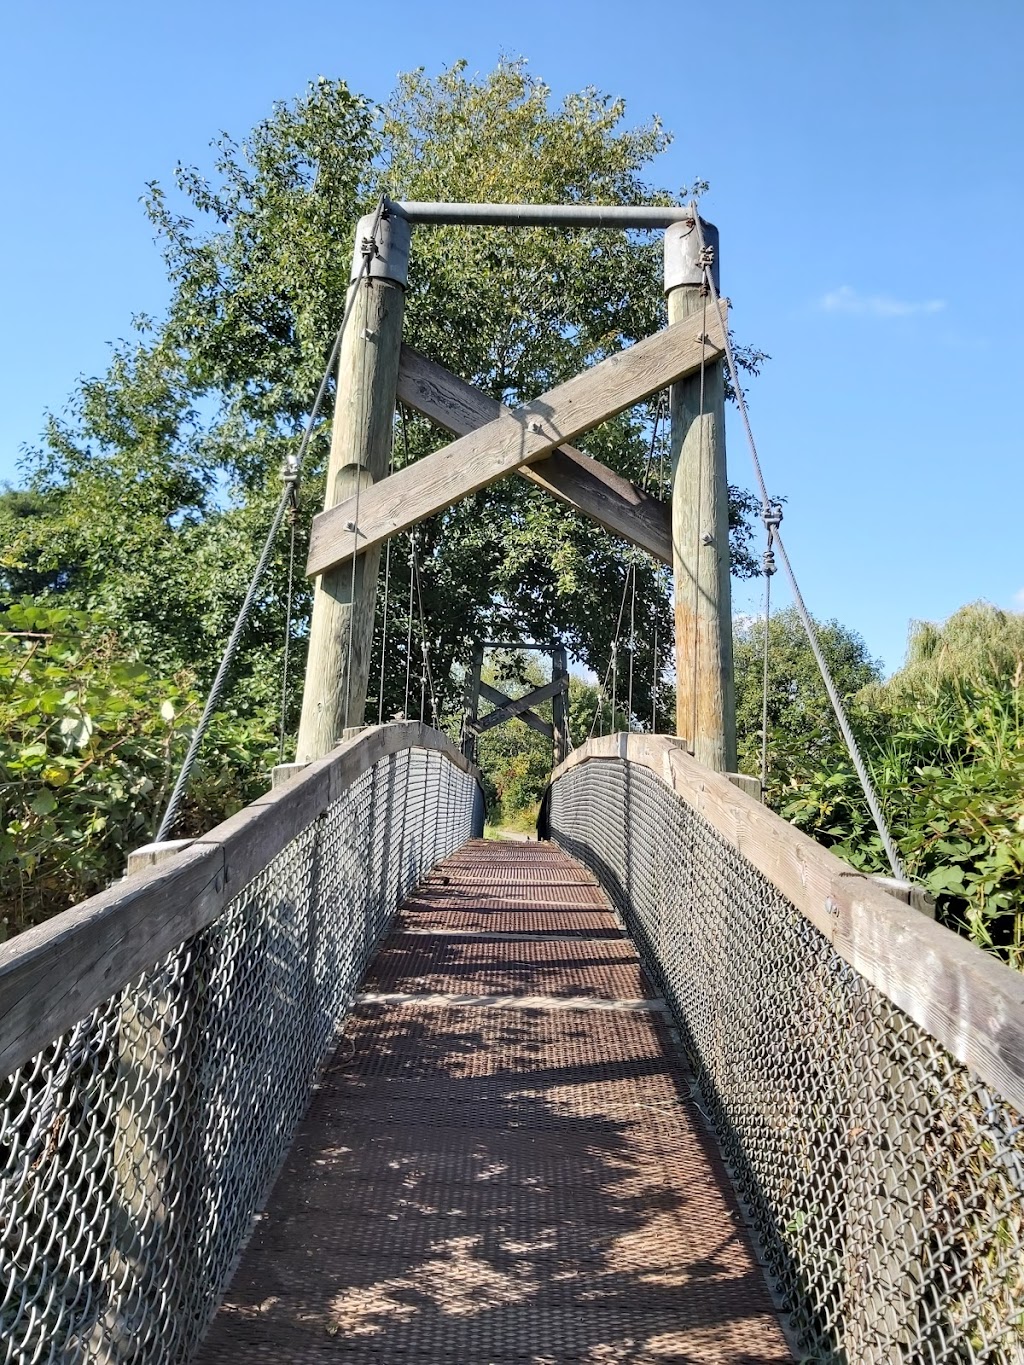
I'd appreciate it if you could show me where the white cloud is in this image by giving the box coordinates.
[1013,587,1024,609]
[819,285,946,318]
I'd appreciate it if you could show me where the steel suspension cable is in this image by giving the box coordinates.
[590,583,630,741]
[155,199,387,841]
[760,515,779,794]
[651,424,668,732]
[403,536,416,718]
[588,399,667,742]
[277,474,299,763]
[627,565,638,728]
[689,210,904,879]
[155,481,294,843]
[690,288,709,750]
[375,428,398,725]
[411,533,439,727]
[398,406,439,727]
[377,535,393,725]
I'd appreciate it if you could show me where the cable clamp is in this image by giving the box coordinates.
[762,547,777,578]
[697,243,715,295]
[762,500,783,533]
[280,453,301,513]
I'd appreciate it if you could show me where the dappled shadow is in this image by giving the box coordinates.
[195,843,791,1364]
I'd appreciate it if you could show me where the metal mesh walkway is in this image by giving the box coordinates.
[195,840,792,1363]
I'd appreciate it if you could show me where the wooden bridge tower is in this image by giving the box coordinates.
[297,199,736,775]
[460,642,570,768]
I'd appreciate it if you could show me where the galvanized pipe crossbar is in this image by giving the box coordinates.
[387,197,697,228]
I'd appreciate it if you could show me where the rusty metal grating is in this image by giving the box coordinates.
[367,932,653,999]
[195,842,792,1363]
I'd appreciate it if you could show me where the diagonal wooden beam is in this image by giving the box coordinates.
[396,346,671,563]
[307,310,726,578]
[475,677,567,735]
[476,679,553,741]
[477,679,517,710]
[478,710,553,740]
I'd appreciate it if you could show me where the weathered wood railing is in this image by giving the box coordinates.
[0,724,484,1364]
[545,734,1024,1364]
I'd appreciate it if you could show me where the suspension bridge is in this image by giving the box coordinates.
[2,200,1023,1364]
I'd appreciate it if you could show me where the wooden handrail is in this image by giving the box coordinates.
[548,734,1024,1117]
[0,724,482,1079]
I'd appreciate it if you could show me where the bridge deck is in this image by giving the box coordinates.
[196,840,791,1363]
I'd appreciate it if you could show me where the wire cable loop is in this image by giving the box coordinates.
[588,397,667,741]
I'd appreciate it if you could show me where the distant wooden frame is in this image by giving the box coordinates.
[476,680,553,741]
[475,676,566,736]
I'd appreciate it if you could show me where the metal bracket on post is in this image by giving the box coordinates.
[271,762,310,790]
[872,876,937,919]
[350,209,410,288]
[663,216,720,294]
[726,772,763,803]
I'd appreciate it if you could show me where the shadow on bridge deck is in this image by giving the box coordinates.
[196,840,791,1364]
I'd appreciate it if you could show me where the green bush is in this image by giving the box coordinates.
[0,602,276,936]
[780,607,1024,969]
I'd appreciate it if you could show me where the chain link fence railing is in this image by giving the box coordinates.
[1,729,483,1364]
[548,746,1024,1365]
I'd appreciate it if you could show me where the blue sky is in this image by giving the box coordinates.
[2,0,1021,673]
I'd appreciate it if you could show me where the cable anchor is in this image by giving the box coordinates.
[698,242,715,294]
[280,452,300,520]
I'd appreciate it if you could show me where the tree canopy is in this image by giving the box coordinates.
[1,65,1021,973]
[3,60,760,742]
[734,605,883,800]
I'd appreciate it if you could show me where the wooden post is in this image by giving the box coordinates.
[296,210,410,762]
[461,643,484,764]
[551,646,569,766]
[664,217,736,772]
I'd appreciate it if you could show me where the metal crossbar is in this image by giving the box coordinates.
[547,742,1024,1364]
[0,731,483,1364]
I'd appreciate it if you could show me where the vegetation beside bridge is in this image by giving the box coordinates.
[0,65,1020,970]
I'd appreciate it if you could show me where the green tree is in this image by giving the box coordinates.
[0,488,81,599]
[10,61,761,747]
[781,602,1024,969]
[733,605,883,801]
[879,602,1024,699]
